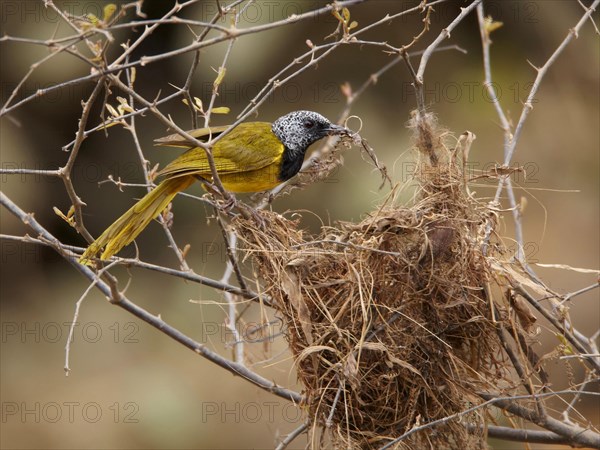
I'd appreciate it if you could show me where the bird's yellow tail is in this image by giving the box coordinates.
[80,176,194,264]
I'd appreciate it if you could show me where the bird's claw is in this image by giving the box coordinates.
[236,202,267,229]
[221,195,238,212]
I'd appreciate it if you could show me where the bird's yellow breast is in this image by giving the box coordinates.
[218,158,283,193]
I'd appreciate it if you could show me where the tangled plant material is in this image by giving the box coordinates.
[235,112,523,449]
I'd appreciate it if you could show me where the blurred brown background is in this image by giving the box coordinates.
[1,1,598,449]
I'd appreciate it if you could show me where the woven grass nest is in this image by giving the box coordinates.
[234,112,520,449]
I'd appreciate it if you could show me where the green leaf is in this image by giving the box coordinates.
[210,107,230,115]
[342,7,351,22]
[484,16,503,34]
[213,66,227,92]
[105,103,119,118]
[103,4,117,22]
[86,14,99,28]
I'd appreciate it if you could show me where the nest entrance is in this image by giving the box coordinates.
[235,113,511,449]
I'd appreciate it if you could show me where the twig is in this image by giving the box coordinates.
[578,0,600,34]
[476,4,511,147]
[110,1,196,67]
[107,75,235,200]
[469,424,593,447]
[0,168,61,177]
[0,234,269,305]
[181,0,243,128]
[476,3,531,265]
[137,1,367,66]
[275,422,308,450]
[216,215,248,292]
[514,284,600,374]
[481,0,599,277]
[238,0,446,121]
[562,282,600,304]
[0,0,369,118]
[60,80,105,243]
[487,0,600,217]
[503,0,600,167]
[65,259,120,375]
[0,190,301,403]
[396,4,434,114]
[201,0,245,129]
[379,390,600,450]
[563,372,595,425]
[325,378,343,428]
[402,0,481,167]
[495,325,535,395]
[478,392,600,449]
[218,228,245,364]
[416,0,482,83]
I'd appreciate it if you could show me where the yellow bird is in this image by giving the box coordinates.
[80,110,347,263]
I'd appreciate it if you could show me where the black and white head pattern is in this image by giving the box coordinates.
[271,110,335,153]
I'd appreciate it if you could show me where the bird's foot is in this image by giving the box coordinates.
[220,194,238,213]
[236,202,267,229]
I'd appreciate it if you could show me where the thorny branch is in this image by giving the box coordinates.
[0,191,301,403]
[475,0,600,434]
[1,1,599,448]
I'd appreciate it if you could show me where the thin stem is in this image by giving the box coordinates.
[275,422,308,450]
[60,80,105,243]
[514,284,600,374]
[0,190,301,403]
[0,234,269,305]
[416,0,482,83]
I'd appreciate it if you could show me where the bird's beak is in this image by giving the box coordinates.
[326,123,350,135]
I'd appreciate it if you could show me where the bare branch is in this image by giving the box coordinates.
[60,80,105,243]
[380,390,600,450]
[275,422,308,450]
[470,424,594,447]
[0,234,269,306]
[0,191,301,403]
[478,392,600,449]
[514,284,600,374]
[416,0,482,83]
[2,2,598,447]
[503,0,600,167]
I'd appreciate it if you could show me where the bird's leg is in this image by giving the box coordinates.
[239,203,267,229]
[195,175,219,195]
[194,175,238,215]
[220,195,238,213]
[193,176,264,227]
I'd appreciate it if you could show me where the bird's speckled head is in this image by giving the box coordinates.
[271,110,345,153]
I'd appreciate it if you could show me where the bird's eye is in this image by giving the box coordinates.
[303,120,315,129]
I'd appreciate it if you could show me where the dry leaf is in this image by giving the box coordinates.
[282,268,313,345]
[344,352,360,389]
[210,106,230,115]
[507,289,537,332]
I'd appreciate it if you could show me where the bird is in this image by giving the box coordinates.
[79,110,347,263]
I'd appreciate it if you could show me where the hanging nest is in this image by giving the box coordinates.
[234,111,520,449]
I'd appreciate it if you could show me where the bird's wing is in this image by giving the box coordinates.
[153,125,231,148]
[157,122,284,178]
[158,153,243,177]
